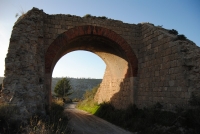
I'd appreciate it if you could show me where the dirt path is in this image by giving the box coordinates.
[65,103,132,134]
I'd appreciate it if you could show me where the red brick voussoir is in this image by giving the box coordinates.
[45,25,138,76]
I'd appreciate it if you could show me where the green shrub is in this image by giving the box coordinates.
[168,29,178,35]
[83,85,99,99]
[83,14,92,18]
[98,16,108,19]
[176,34,187,40]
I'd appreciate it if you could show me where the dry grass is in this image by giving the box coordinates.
[0,99,71,134]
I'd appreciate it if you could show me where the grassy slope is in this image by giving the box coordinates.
[77,85,100,114]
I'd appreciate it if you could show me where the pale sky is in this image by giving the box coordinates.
[0,0,199,78]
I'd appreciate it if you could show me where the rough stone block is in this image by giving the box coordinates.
[158,34,163,40]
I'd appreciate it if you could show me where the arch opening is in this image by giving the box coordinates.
[52,50,106,79]
[45,25,138,109]
[51,50,106,100]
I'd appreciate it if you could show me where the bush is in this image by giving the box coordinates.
[23,100,71,134]
[83,14,92,18]
[94,102,200,133]
[0,100,71,134]
[0,104,21,133]
[176,34,187,41]
[83,85,99,100]
[168,29,178,35]
[98,16,108,19]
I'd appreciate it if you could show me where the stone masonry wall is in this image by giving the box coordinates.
[1,8,46,118]
[95,66,133,109]
[42,14,138,54]
[42,11,139,110]
[179,41,200,101]
[136,24,200,109]
[1,7,200,119]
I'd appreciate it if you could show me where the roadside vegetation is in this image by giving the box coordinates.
[77,86,200,134]
[0,99,71,134]
[77,85,100,114]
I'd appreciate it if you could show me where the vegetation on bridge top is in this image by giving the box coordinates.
[168,29,187,41]
[83,14,108,19]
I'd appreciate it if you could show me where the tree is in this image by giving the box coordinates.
[54,78,72,98]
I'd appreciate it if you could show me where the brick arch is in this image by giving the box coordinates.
[45,25,138,76]
[3,7,198,119]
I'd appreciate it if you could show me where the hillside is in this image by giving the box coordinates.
[52,77,102,99]
[0,77,102,99]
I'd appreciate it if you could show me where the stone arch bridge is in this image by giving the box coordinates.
[1,8,200,118]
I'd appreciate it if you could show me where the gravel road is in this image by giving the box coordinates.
[65,103,132,134]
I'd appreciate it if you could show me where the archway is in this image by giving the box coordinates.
[52,50,105,100]
[45,25,138,109]
[2,7,197,118]
[52,50,106,79]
